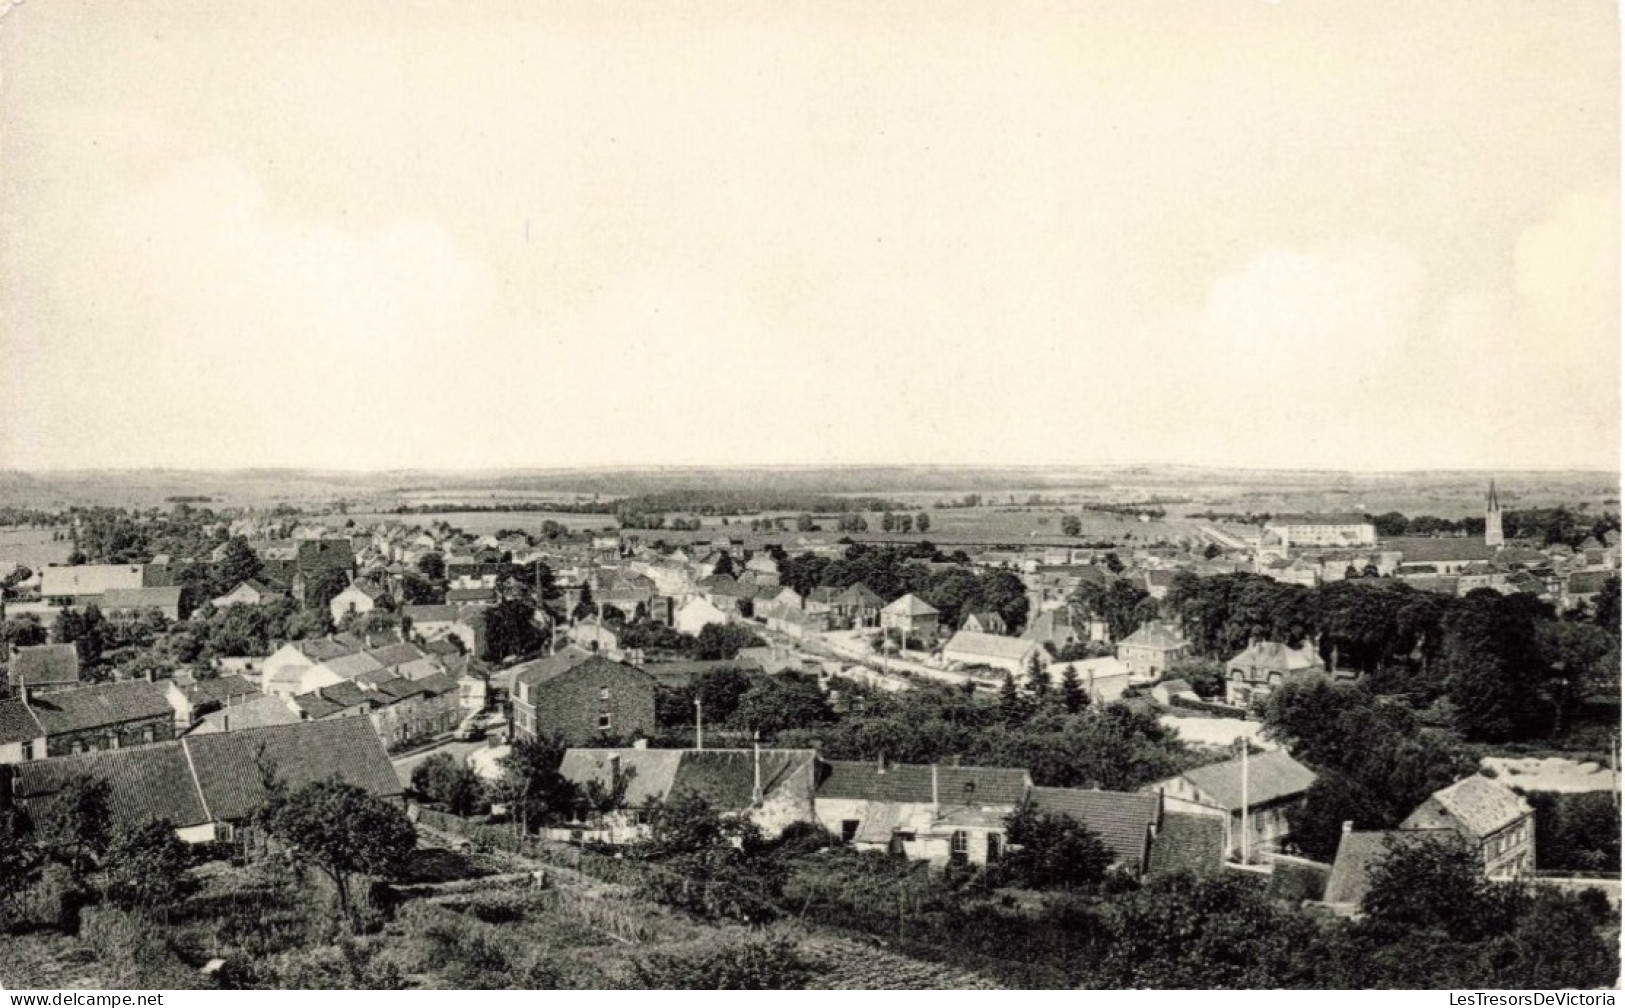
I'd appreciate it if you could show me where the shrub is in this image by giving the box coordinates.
[79,907,214,989]
[632,936,813,989]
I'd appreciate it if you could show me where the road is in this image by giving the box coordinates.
[391,739,487,789]
[793,628,981,689]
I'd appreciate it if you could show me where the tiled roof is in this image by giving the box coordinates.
[403,604,462,623]
[943,631,1035,663]
[12,644,81,687]
[26,680,172,736]
[637,659,762,688]
[673,749,816,809]
[1416,776,1531,839]
[0,699,43,745]
[1568,570,1613,594]
[10,742,209,828]
[1179,749,1316,810]
[365,643,426,669]
[99,587,183,611]
[191,695,301,733]
[816,761,1030,806]
[1146,812,1226,876]
[181,675,258,707]
[184,718,402,821]
[1029,787,1160,868]
[40,565,145,597]
[511,646,595,689]
[1227,640,1321,673]
[559,748,684,807]
[320,652,386,680]
[837,583,884,606]
[1324,828,1459,905]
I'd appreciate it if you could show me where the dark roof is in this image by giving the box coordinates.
[26,680,172,736]
[403,604,462,623]
[181,675,259,707]
[1569,570,1613,594]
[0,699,43,745]
[292,680,375,719]
[184,717,401,821]
[98,587,183,611]
[638,659,763,688]
[837,583,884,607]
[1324,829,1459,905]
[1146,812,1226,876]
[511,646,595,689]
[816,760,1029,806]
[1029,787,1161,868]
[1180,749,1316,810]
[295,539,354,572]
[670,749,817,808]
[12,644,81,687]
[365,643,426,668]
[10,742,210,828]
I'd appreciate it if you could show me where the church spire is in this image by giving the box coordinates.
[1485,479,1504,548]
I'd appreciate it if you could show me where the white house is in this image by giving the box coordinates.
[675,596,729,636]
[940,630,1047,678]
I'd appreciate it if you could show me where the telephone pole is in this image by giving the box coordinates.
[694,698,704,751]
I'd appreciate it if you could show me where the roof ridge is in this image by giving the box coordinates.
[179,736,214,824]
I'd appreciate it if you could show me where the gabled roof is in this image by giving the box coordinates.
[1227,640,1322,673]
[510,646,597,689]
[99,587,183,611]
[191,694,302,734]
[319,652,386,680]
[1324,828,1460,905]
[183,717,402,821]
[25,680,172,736]
[0,699,43,745]
[816,760,1029,806]
[292,680,375,719]
[1118,621,1186,650]
[836,583,884,607]
[403,604,463,624]
[179,674,258,707]
[1178,749,1316,810]
[1412,776,1531,839]
[559,748,684,807]
[365,643,426,669]
[1029,787,1160,867]
[881,593,938,617]
[10,742,209,828]
[943,630,1035,663]
[1568,570,1614,594]
[1146,811,1226,876]
[12,643,81,687]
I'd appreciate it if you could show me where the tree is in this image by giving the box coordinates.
[998,672,1029,725]
[32,774,112,875]
[895,514,912,534]
[1438,592,1553,741]
[1061,515,1082,537]
[260,778,417,927]
[795,514,815,533]
[103,818,198,921]
[410,753,486,817]
[494,736,581,833]
[645,788,740,856]
[416,552,446,582]
[0,615,47,650]
[1360,833,1513,942]
[692,622,764,661]
[915,512,930,534]
[1102,552,1124,574]
[482,599,545,662]
[215,537,264,592]
[306,569,351,613]
[734,674,832,736]
[1059,665,1087,713]
[1027,653,1052,698]
[0,808,43,906]
[999,806,1113,890]
[397,572,439,605]
[1594,575,1620,634]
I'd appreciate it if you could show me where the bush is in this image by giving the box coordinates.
[79,907,214,989]
[632,936,813,989]
[0,862,87,934]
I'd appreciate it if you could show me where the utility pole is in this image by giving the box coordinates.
[1240,738,1251,865]
[694,698,704,751]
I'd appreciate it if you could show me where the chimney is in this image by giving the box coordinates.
[222,711,229,733]
[877,752,887,774]
[931,764,941,819]
[633,738,648,750]
[1342,820,1354,834]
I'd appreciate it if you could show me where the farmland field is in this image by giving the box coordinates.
[326,511,621,536]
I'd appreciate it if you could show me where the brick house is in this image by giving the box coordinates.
[0,679,175,763]
[511,654,657,745]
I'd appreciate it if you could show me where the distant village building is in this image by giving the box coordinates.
[1401,775,1534,879]
[814,759,1032,867]
[1224,640,1329,707]
[1146,748,1316,862]
[880,594,939,637]
[1116,620,1189,679]
[1263,514,1376,549]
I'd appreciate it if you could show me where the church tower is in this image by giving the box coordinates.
[1485,480,1504,548]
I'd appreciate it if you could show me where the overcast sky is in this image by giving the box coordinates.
[1,0,1617,472]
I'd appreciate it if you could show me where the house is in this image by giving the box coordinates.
[1049,656,1135,705]
[188,693,303,734]
[403,604,485,656]
[675,597,729,636]
[557,747,819,841]
[211,580,286,609]
[1145,748,1316,862]
[815,759,1032,867]
[1116,621,1190,680]
[164,674,259,729]
[291,539,356,606]
[291,680,377,722]
[880,594,939,637]
[10,643,81,696]
[961,611,1008,636]
[38,565,147,608]
[940,630,1047,678]
[364,673,462,747]
[99,587,185,621]
[1150,678,1199,706]
[1322,828,1460,910]
[1563,570,1614,613]
[445,587,498,608]
[511,654,656,746]
[1224,640,1327,707]
[829,584,884,629]
[1027,787,1163,877]
[329,582,385,624]
[1022,606,1093,651]
[762,601,830,639]
[1263,514,1376,548]
[0,679,175,763]
[1400,775,1535,879]
[568,617,621,655]
[3,717,401,844]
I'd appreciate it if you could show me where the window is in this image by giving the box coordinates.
[599,687,611,701]
[841,820,860,842]
[598,713,612,731]
[987,832,1003,862]
[950,830,969,866]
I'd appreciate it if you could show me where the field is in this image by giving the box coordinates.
[327,511,620,536]
[0,527,72,573]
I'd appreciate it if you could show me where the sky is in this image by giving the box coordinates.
[0,0,1618,473]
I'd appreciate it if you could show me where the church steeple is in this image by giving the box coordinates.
[1485,479,1504,548]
